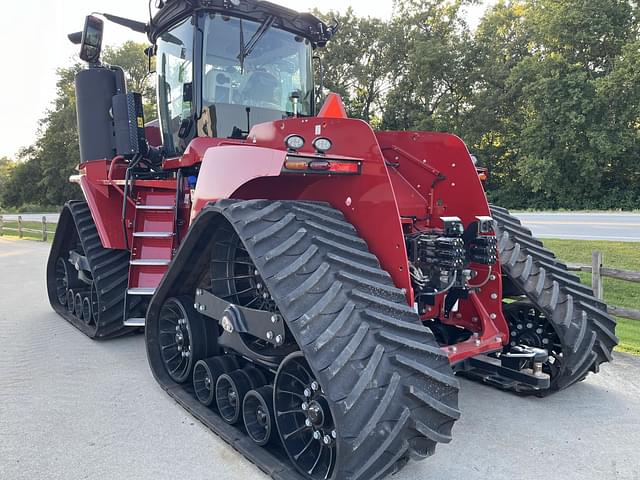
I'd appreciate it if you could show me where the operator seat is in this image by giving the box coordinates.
[242,71,281,109]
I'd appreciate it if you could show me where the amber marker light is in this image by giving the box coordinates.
[283,160,309,170]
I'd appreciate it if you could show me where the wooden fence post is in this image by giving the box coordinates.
[18,216,23,239]
[0,215,3,236]
[592,250,604,300]
[42,216,47,242]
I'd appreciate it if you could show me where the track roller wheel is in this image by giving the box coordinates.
[66,289,75,315]
[81,296,93,325]
[74,292,84,318]
[193,356,240,407]
[275,352,336,480]
[158,297,211,383]
[216,367,266,424]
[89,282,99,325]
[243,386,275,446]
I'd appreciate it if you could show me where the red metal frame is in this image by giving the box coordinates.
[75,94,509,364]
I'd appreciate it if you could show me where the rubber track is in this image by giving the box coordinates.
[490,205,618,392]
[220,200,460,479]
[47,201,132,339]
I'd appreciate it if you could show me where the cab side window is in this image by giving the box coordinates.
[157,17,194,155]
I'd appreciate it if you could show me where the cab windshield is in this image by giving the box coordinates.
[202,13,314,116]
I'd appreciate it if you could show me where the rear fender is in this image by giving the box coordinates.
[191,118,413,298]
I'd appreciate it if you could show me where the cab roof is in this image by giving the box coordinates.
[148,0,333,47]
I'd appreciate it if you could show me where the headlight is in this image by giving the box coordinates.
[313,137,332,153]
[285,134,305,151]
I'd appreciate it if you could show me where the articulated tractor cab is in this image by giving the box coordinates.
[47,1,617,479]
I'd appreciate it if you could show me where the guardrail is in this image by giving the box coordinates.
[568,251,640,321]
[0,215,56,241]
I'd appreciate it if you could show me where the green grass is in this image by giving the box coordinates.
[0,220,56,242]
[543,239,640,355]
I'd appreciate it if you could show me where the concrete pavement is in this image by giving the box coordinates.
[1,237,639,480]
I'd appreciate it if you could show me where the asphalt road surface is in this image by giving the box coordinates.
[1,237,639,480]
[513,212,640,242]
[2,212,639,242]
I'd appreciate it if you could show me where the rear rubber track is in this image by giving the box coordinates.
[47,200,136,339]
[146,199,461,480]
[490,205,617,392]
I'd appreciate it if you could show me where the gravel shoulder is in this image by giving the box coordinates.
[1,237,639,480]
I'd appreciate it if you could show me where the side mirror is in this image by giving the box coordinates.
[80,15,104,64]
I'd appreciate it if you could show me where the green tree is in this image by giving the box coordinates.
[382,0,476,132]
[464,1,536,206]
[103,41,157,121]
[314,9,394,123]
[0,157,16,205]
[502,0,640,208]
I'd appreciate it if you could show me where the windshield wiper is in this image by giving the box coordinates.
[238,15,276,72]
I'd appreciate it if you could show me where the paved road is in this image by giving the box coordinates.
[1,237,639,480]
[513,212,640,242]
[3,212,639,242]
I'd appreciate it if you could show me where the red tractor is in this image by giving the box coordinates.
[47,1,617,479]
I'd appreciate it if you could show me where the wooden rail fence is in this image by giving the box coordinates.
[567,251,640,321]
[0,215,56,242]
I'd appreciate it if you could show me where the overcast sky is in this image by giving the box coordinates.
[0,1,489,159]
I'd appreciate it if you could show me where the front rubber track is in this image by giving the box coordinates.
[490,205,618,392]
[46,201,134,339]
[219,200,460,479]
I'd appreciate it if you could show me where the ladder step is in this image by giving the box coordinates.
[133,232,174,238]
[127,288,156,296]
[124,318,146,327]
[136,204,175,210]
[130,259,171,266]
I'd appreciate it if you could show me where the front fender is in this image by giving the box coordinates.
[190,146,286,223]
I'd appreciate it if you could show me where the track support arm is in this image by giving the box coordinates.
[194,288,286,347]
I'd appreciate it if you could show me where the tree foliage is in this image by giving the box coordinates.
[3,3,640,210]
[314,9,395,124]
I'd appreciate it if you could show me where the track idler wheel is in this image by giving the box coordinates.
[193,356,240,407]
[158,297,211,383]
[243,386,275,447]
[54,258,72,306]
[216,366,266,425]
[274,352,336,480]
